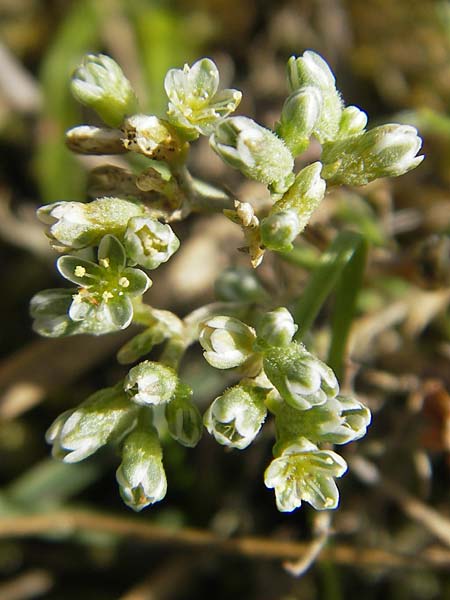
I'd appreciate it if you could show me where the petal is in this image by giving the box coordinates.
[98,234,126,271]
[57,256,102,286]
[121,267,152,296]
[106,295,133,328]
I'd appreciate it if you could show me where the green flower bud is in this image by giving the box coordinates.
[116,424,167,511]
[124,216,180,270]
[38,197,144,251]
[46,387,137,463]
[321,124,424,186]
[256,307,298,348]
[71,53,138,127]
[264,438,347,512]
[122,114,187,162]
[165,58,242,138]
[210,116,295,196]
[204,383,267,449]
[214,267,269,303]
[65,125,126,155]
[165,384,203,447]
[57,235,151,334]
[199,315,257,369]
[337,106,368,138]
[286,51,343,143]
[261,162,326,251]
[287,51,336,92]
[124,360,178,406]
[277,86,322,156]
[269,394,371,453]
[263,342,339,410]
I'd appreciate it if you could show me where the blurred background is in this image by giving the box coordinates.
[0,0,450,598]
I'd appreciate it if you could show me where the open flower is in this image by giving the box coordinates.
[264,439,347,512]
[57,235,150,334]
[165,58,241,137]
[124,216,180,270]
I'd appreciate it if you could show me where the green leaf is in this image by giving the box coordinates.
[291,231,368,380]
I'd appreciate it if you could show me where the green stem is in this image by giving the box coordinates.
[292,231,368,380]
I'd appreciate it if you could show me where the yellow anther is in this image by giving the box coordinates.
[118,277,130,288]
[99,258,110,268]
[74,265,86,277]
[102,291,114,301]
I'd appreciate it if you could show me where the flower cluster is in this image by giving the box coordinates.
[32,50,422,514]
[199,307,371,511]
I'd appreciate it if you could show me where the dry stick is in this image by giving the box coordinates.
[0,510,449,569]
[0,569,53,600]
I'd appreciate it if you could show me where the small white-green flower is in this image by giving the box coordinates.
[165,384,203,448]
[38,197,144,251]
[321,124,424,185]
[263,342,339,410]
[116,425,167,511]
[256,307,298,348]
[260,162,326,252]
[286,51,343,143]
[264,438,347,512]
[337,106,368,138]
[71,53,138,127]
[199,315,257,369]
[210,116,295,196]
[124,360,178,406]
[57,235,151,334]
[165,58,242,137]
[46,387,137,463]
[124,216,180,270]
[277,86,322,156]
[204,383,267,449]
[121,114,186,162]
[269,394,371,452]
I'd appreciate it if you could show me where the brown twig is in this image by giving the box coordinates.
[0,510,449,570]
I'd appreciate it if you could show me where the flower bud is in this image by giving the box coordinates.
[204,383,267,449]
[256,307,298,348]
[124,216,180,270]
[165,58,242,137]
[46,387,137,463]
[287,51,336,92]
[165,384,203,447]
[122,115,187,162]
[337,106,368,138]
[71,53,138,127]
[321,124,424,185]
[270,394,371,452]
[263,342,339,410]
[38,197,144,251]
[124,360,178,406]
[286,51,343,143]
[116,424,167,511]
[65,125,126,155]
[214,267,269,303]
[199,316,257,369]
[264,438,347,512]
[261,162,326,251]
[210,116,295,196]
[277,86,322,156]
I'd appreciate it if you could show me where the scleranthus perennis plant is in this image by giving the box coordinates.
[32,51,423,513]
